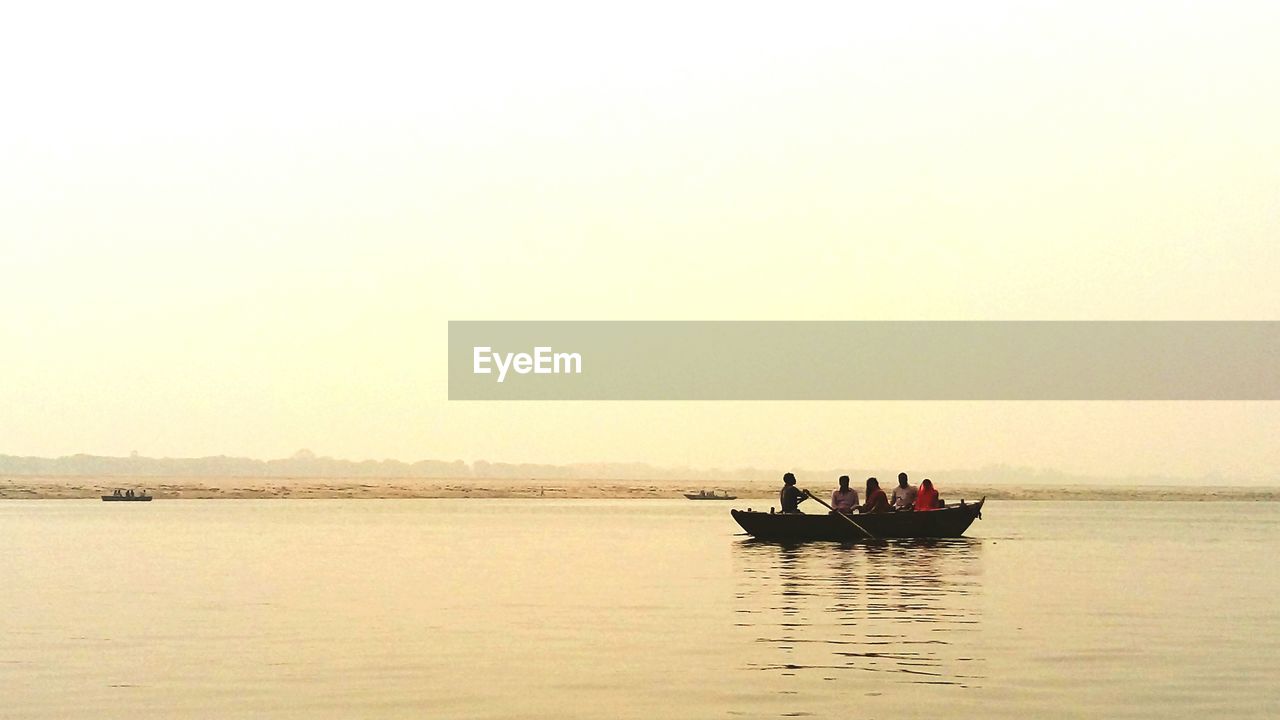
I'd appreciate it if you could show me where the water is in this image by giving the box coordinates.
[1,499,1277,719]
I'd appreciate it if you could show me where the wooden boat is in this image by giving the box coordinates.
[101,493,152,502]
[731,498,984,541]
[685,490,737,500]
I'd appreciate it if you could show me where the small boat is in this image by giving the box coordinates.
[101,491,153,502]
[731,498,984,541]
[685,490,737,501]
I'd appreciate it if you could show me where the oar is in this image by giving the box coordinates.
[803,489,876,540]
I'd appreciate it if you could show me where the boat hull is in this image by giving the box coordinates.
[731,499,983,541]
[685,494,737,500]
[101,495,153,502]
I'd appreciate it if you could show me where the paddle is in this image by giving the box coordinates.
[803,489,876,540]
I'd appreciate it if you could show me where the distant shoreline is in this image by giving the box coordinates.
[2,476,1278,502]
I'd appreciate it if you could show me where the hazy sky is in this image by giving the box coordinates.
[3,2,1278,480]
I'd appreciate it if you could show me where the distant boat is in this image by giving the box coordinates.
[732,498,985,540]
[101,491,152,502]
[685,490,737,501]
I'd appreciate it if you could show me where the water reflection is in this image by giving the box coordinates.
[733,538,985,688]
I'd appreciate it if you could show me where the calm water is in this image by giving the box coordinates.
[2,499,1277,719]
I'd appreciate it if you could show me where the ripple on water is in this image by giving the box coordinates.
[733,538,987,691]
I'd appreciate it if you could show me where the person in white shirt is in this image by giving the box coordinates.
[890,472,918,510]
[831,475,859,513]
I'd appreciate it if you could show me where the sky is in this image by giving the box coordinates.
[2,2,1278,480]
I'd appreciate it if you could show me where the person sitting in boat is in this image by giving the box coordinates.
[913,478,941,511]
[830,475,859,513]
[891,472,917,510]
[779,473,808,513]
[858,477,891,514]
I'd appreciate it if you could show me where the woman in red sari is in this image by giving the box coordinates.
[913,478,940,511]
[859,477,891,513]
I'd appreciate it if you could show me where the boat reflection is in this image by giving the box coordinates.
[733,538,985,688]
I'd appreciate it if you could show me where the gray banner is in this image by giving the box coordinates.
[448,321,1280,400]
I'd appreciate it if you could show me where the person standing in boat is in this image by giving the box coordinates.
[830,475,859,513]
[858,477,891,513]
[779,473,808,513]
[891,473,917,510]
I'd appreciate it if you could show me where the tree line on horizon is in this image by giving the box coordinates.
[0,451,1219,486]
[0,452,715,479]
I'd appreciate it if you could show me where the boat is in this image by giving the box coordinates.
[101,490,152,502]
[731,498,984,541]
[685,490,737,500]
